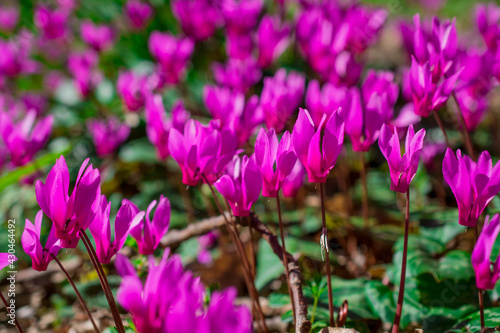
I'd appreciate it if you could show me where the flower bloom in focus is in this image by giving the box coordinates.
[442,149,500,227]
[378,124,426,193]
[292,108,345,183]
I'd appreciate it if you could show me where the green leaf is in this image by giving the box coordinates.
[447,308,500,332]
[364,280,396,324]
[268,293,291,308]
[0,146,72,193]
[255,238,284,290]
[119,137,159,163]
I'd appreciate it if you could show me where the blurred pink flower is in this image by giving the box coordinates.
[68,50,102,97]
[212,57,261,93]
[34,5,68,40]
[148,31,194,86]
[145,95,190,160]
[81,20,115,52]
[124,0,153,30]
[171,0,222,40]
[256,16,291,68]
[87,117,130,157]
[0,6,19,32]
[260,69,305,133]
[0,111,53,167]
[117,70,152,112]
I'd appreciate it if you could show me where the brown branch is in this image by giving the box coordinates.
[160,214,228,247]
[243,213,312,333]
[159,213,312,333]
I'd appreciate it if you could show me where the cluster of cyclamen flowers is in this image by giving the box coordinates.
[2,0,500,331]
[21,155,251,332]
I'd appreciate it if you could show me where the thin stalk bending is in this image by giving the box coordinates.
[319,182,335,327]
[0,292,23,333]
[392,190,410,333]
[80,230,125,333]
[276,194,296,325]
[52,254,100,333]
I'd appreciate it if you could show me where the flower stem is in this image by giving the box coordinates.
[205,182,268,333]
[51,254,100,333]
[319,182,335,327]
[0,292,23,332]
[360,152,369,228]
[474,225,485,332]
[433,110,451,148]
[247,216,256,278]
[392,190,410,333]
[276,194,296,325]
[80,230,125,333]
[452,93,476,160]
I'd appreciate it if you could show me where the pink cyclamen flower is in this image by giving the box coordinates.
[0,35,39,77]
[214,155,262,217]
[442,149,500,227]
[168,119,239,185]
[204,86,263,147]
[0,111,53,167]
[0,7,19,32]
[36,156,101,247]
[411,14,458,81]
[89,196,138,264]
[378,124,425,193]
[0,253,15,271]
[22,210,61,271]
[124,196,170,255]
[212,57,262,93]
[292,108,345,183]
[116,251,251,332]
[145,95,190,160]
[345,70,398,152]
[409,56,462,117]
[81,20,115,52]
[117,70,151,112]
[471,214,500,290]
[343,5,387,54]
[261,69,306,133]
[197,231,219,264]
[282,160,306,198]
[124,0,153,30]
[87,117,130,157]
[256,15,291,68]
[222,0,262,35]
[305,80,348,127]
[476,3,500,51]
[171,0,221,40]
[68,50,102,97]
[254,128,297,197]
[148,31,194,86]
[34,5,68,40]
[225,33,253,60]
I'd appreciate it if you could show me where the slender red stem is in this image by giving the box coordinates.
[276,194,296,325]
[474,225,485,332]
[0,292,23,332]
[360,152,369,228]
[392,190,410,333]
[319,182,335,327]
[205,182,268,333]
[452,93,476,160]
[433,110,451,148]
[80,231,125,333]
[51,254,100,332]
